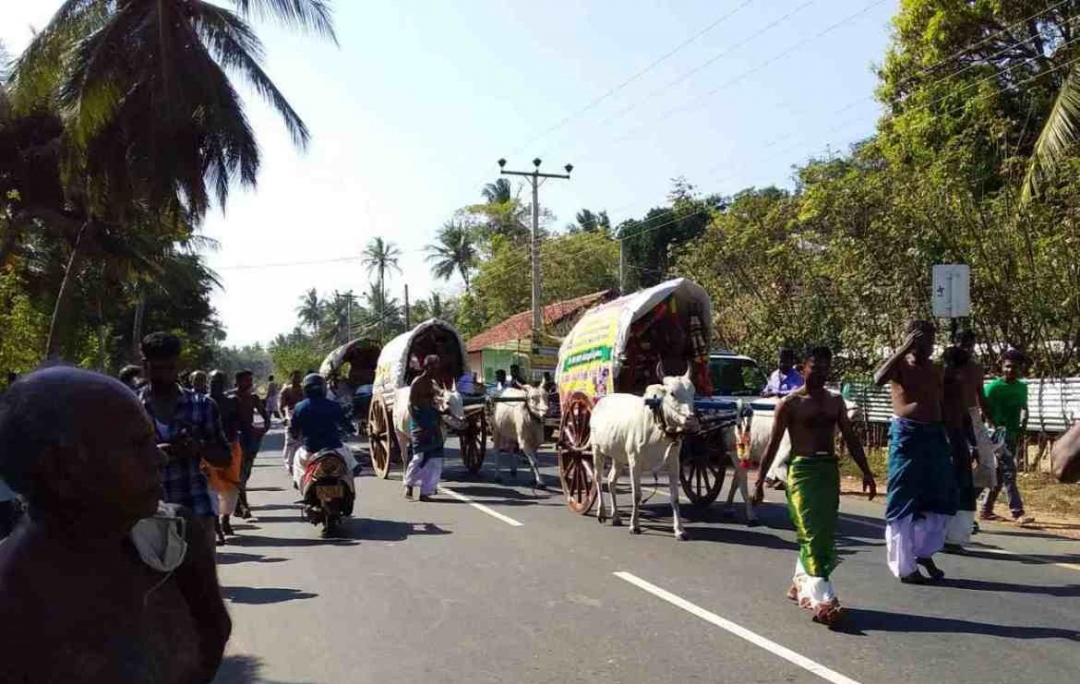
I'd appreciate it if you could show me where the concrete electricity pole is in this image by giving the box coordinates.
[497,158,573,334]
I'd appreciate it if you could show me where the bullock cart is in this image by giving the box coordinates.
[319,337,382,432]
[367,319,488,478]
[554,278,739,514]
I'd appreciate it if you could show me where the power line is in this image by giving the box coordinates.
[214,255,362,271]
[511,0,757,156]
[538,0,821,158]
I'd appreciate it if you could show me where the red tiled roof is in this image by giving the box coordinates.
[466,289,617,352]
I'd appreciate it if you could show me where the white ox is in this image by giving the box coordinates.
[750,393,861,485]
[392,383,467,460]
[489,385,549,488]
[591,368,699,541]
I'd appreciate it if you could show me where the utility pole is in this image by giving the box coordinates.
[345,292,352,343]
[619,239,626,294]
[404,284,411,329]
[497,157,573,334]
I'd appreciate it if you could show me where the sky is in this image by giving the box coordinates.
[1,0,897,346]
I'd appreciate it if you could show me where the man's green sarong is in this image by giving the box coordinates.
[786,456,840,579]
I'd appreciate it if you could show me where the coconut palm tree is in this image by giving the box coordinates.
[425,221,477,292]
[9,0,336,357]
[482,178,513,204]
[361,237,401,339]
[1024,65,1080,202]
[296,288,323,334]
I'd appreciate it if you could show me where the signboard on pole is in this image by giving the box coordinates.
[931,264,971,318]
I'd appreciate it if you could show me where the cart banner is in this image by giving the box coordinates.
[556,301,622,400]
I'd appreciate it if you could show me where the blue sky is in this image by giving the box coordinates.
[1,0,896,346]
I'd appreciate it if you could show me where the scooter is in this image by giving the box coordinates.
[298,450,355,538]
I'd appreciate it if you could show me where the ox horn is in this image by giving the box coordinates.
[655,361,666,380]
[683,363,693,381]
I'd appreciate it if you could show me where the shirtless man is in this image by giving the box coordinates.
[958,331,996,493]
[873,319,957,583]
[280,370,305,473]
[403,355,446,500]
[232,369,270,519]
[0,368,230,683]
[754,346,876,626]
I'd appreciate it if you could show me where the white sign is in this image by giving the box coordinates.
[932,264,971,318]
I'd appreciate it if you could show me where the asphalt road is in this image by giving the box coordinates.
[212,427,1080,684]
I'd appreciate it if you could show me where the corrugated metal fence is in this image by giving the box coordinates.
[844,378,1080,471]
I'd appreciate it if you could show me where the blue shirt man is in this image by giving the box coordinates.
[763,348,805,397]
[291,395,353,454]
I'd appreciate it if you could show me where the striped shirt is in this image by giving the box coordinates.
[138,385,228,517]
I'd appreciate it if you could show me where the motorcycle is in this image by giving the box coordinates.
[298,449,356,538]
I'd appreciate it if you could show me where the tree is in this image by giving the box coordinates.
[425,221,477,292]
[569,209,611,235]
[361,237,401,340]
[359,281,403,341]
[296,288,323,334]
[9,0,336,357]
[482,178,513,204]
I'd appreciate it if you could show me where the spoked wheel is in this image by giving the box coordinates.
[460,409,487,474]
[679,430,727,506]
[558,392,597,515]
[368,397,394,479]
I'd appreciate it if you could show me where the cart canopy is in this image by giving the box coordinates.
[555,278,713,402]
[319,338,382,380]
[372,319,467,403]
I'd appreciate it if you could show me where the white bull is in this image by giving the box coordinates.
[591,369,699,541]
[489,385,549,488]
[751,393,861,485]
[392,383,466,460]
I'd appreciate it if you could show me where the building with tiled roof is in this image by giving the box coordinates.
[465,289,618,382]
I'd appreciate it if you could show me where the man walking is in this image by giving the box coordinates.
[981,349,1033,524]
[763,348,805,397]
[958,331,996,491]
[138,332,231,563]
[942,347,978,551]
[754,346,876,626]
[207,370,243,544]
[404,355,446,501]
[233,370,270,519]
[873,320,957,583]
[265,374,281,420]
[280,370,305,474]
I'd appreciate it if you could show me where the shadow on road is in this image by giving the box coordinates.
[215,551,289,566]
[334,517,452,542]
[837,608,1080,640]
[961,547,1080,566]
[935,577,1080,598]
[229,533,357,548]
[213,655,324,684]
[222,586,318,605]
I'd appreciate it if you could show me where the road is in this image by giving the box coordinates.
[213,428,1080,684]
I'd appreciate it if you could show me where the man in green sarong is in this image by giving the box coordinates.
[754,346,877,627]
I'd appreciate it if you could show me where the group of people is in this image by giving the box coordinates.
[753,322,1035,627]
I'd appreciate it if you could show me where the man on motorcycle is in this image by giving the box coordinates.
[288,374,359,490]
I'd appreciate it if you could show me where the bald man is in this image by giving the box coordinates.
[0,368,230,683]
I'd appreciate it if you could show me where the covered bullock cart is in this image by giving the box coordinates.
[554,278,738,513]
[367,319,488,478]
[319,337,382,431]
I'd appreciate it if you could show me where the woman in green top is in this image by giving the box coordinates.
[980,349,1032,524]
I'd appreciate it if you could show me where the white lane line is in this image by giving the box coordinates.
[614,572,863,684]
[438,486,524,527]
[975,546,1080,572]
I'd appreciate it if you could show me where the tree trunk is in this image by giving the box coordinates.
[45,219,97,359]
[0,222,18,270]
[132,290,147,361]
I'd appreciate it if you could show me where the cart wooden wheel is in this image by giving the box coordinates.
[679,430,727,506]
[558,392,597,515]
[460,409,487,474]
[368,396,395,479]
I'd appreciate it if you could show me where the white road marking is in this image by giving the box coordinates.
[615,572,863,684]
[438,486,524,527]
[975,546,1080,572]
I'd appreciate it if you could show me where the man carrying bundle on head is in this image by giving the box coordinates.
[754,346,876,626]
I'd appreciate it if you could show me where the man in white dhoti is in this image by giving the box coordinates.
[403,355,446,501]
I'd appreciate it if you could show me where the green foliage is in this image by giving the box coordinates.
[0,268,47,373]
[425,221,477,291]
[472,230,619,328]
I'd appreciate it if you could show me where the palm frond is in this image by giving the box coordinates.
[228,0,338,44]
[192,3,310,147]
[1023,63,1080,204]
